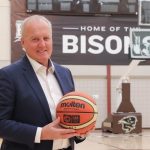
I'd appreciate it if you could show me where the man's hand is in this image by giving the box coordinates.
[41,117,79,140]
[78,125,96,139]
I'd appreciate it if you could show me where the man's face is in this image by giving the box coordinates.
[21,20,53,67]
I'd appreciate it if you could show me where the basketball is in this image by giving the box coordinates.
[56,91,98,134]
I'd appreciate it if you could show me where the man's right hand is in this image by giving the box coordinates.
[41,117,79,140]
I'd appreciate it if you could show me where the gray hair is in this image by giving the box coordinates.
[21,15,52,37]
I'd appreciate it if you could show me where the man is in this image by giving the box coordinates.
[0,15,85,150]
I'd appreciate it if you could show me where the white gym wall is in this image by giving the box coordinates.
[0,0,11,68]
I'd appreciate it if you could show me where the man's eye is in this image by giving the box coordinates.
[32,38,39,41]
[44,37,50,41]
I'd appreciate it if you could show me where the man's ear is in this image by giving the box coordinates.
[20,38,26,52]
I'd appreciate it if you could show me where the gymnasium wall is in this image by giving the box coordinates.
[65,65,150,128]
[0,0,11,68]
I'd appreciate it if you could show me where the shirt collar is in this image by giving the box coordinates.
[26,54,55,73]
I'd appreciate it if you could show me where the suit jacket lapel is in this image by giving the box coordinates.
[54,71,66,95]
[53,63,75,95]
[21,56,52,121]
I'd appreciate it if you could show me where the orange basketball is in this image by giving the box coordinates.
[56,91,98,134]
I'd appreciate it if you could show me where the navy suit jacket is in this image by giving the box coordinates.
[0,56,78,150]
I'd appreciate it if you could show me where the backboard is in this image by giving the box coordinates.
[130,28,150,59]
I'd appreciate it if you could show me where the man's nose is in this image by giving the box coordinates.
[38,39,46,47]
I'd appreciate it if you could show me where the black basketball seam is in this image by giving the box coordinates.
[60,120,96,129]
[62,96,96,104]
[57,111,98,113]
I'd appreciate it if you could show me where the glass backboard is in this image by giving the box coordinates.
[130,28,150,59]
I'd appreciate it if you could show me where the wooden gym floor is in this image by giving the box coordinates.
[1,129,150,149]
[75,129,150,150]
